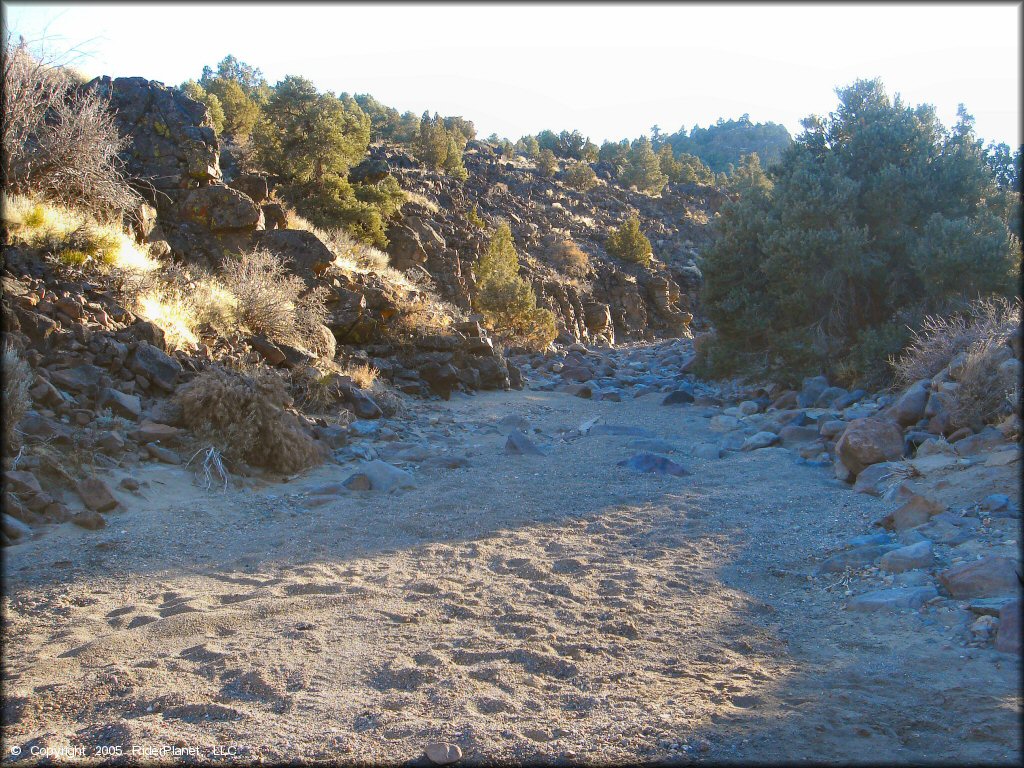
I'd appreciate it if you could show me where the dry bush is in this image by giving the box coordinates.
[2,37,139,216]
[2,344,32,457]
[950,335,1020,430]
[545,236,591,278]
[893,297,1020,386]
[403,190,440,215]
[340,361,379,389]
[219,248,331,354]
[175,365,323,474]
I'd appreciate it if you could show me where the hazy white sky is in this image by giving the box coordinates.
[4,2,1021,146]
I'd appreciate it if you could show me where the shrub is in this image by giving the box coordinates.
[892,297,1020,387]
[564,161,597,192]
[545,237,591,278]
[2,37,139,215]
[619,137,667,194]
[467,203,486,229]
[176,365,323,474]
[287,177,390,249]
[218,247,331,354]
[474,221,557,351]
[701,79,1021,385]
[952,333,1020,430]
[605,214,652,266]
[2,344,32,456]
[536,149,557,177]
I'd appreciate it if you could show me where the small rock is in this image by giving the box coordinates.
[342,473,372,491]
[617,453,689,476]
[995,599,1021,653]
[145,443,182,465]
[75,478,118,512]
[741,431,778,451]
[847,586,938,612]
[72,510,107,530]
[662,389,695,406]
[425,742,462,765]
[879,540,934,573]
[347,460,415,492]
[134,420,183,444]
[505,430,545,456]
[98,388,142,420]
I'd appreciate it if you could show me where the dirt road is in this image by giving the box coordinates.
[2,385,1020,764]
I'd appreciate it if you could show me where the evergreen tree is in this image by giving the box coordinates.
[180,80,225,135]
[620,136,667,194]
[474,221,557,350]
[701,78,1020,385]
[606,214,653,266]
[253,75,370,184]
[536,148,558,177]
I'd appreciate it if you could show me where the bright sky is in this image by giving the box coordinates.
[4,2,1021,147]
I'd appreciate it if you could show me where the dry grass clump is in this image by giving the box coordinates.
[403,190,440,215]
[175,365,323,474]
[3,193,158,271]
[893,297,1020,385]
[392,269,462,334]
[545,236,592,278]
[340,361,379,389]
[2,344,32,457]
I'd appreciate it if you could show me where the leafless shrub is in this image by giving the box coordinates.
[175,365,323,474]
[892,297,1020,386]
[2,36,139,216]
[219,247,331,355]
[2,344,32,456]
[545,236,591,278]
[951,335,1020,430]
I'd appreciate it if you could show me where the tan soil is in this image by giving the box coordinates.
[2,387,1020,764]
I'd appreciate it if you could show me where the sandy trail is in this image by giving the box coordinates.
[2,386,1020,765]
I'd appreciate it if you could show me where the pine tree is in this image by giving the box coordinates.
[620,136,667,194]
[605,214,653,266]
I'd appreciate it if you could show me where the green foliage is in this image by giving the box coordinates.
[253,76,370,184]
[606,214,652,267]
[536,148,557,177]
[285,176,394,249]
[701,79,1021,386]
[620,137,667,194]
[180,80,226,135]
[598,139,630,173]
[467,203,486,229]
[198,55,268,142]
[564,160,598,192]
[353,93,401,141]
[474,221,557,350]
[414,111,468,179]
[515,135,540,159]
[665,114,792,173]
[353,175,406,219]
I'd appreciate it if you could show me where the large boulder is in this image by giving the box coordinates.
[889,381,930,426]
[179,184,263,233]
[228,174,269,204]
[253,230,338,284]
[835,418,904,478]
[385,223,428,270]
[938,557,1021,598]
[128,342,182,392]
[84,76,220,190]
